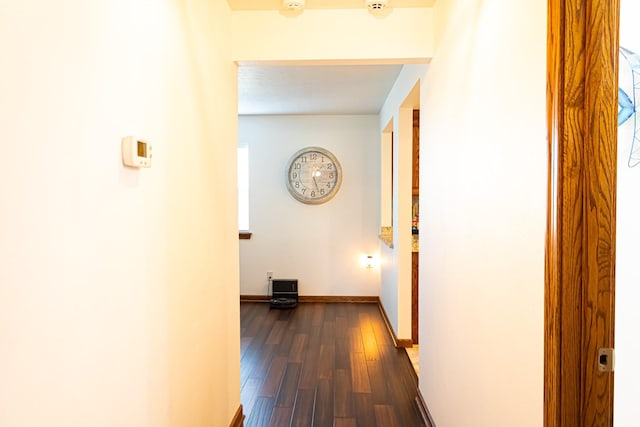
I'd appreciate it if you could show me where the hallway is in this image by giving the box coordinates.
[240,302,425,426]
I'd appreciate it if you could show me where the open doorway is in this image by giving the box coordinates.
[237,64,426,355]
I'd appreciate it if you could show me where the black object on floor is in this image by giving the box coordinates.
[270,279,298,309]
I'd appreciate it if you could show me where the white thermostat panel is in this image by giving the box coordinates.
[122,136,152,168]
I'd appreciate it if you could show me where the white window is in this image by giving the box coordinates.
[237,145,250,231]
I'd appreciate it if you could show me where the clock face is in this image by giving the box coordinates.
[286,146,342,204]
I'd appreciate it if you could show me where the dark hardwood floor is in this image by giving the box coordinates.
[240,302,425,427]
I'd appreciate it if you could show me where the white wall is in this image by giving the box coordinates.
[378,65,427,339]
[419,1,546,425]
[0,1,240,426]
[615,1,640,424]
[232,8,434,64]
[239,115,381,296]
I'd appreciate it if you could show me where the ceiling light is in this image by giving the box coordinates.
[366,0,388,10]
[283,0,305,10]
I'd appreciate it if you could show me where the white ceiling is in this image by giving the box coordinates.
[227,0,435,10]
[238,64,403,115]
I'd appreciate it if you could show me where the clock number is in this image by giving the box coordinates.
[310,153,318,161]
[292,172,298,179]
[327,164,333,170]
[300,155,307,163]
[294,163,301,170]
[326,183,332,189]
[295,182,300,189]
[329,173,334,179]
[311,191,316,197]
[320,188,325,195]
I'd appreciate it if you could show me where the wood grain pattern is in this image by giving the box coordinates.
[275,363,301,408]
[228,404,245,427]
[412,109,420,194]
[260,356,288,398]
[298,346,320,391]
[241,295,380,303]
[348,327,365,353]
[300,295,380,303]
[290,388,314,427]
[582,2,618,425]
[350,352,372,393]
[317,344,335,380]
[240,302,425,427]
[267,407,292,427]
[334,369,354,418]
[246,397,275,427]
[314,378,334,426]
[353,393,377,427]
[265,321,286,345]
[241,378,262,417]
[360,313,380,361]
[374,405,400,427]
[288,333,306,363]
[335,337,350,370]
[334,418,357,427]
[395,339,413,348]
[367,360,390,404]
[412,252,419,344]
[546,0,619,425]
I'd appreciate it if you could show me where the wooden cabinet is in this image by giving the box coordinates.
[412,110,420,196]
[412,251,419,344]
[411,110,420,344]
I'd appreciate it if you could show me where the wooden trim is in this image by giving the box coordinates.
[298,295,378,303]
[411,251,419,344]
[377,299,413,348]
[228,404,244,427]
[545,0,618,425]
[395,338,413,348]
[239,295,379,303]
[240,295,270,302]
[239,232,252,240]
[415,393,436,427]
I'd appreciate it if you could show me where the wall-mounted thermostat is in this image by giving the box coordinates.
[122,136,152,168]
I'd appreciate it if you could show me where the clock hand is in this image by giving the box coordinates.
[313,175,320,191]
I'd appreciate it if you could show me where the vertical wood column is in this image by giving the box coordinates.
[546,0,619,426]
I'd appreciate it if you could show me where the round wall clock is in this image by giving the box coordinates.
[285,146,343,204]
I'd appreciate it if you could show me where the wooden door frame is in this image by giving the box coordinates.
[546,0,619,425]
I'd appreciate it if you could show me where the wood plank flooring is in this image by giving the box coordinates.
[240,302,425,427]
